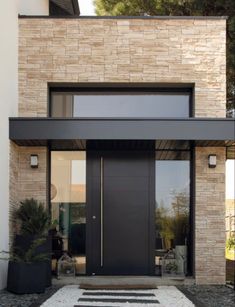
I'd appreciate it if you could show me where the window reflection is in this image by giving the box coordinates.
[51,151,86,275]
[155,156,190,276]
[51,94,73,117]
[51,92,190,118]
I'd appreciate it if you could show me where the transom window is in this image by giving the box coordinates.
[50,90,191,118]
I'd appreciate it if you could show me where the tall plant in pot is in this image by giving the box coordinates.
[14,198,52,287]
[16,198,49,235]
[1,238,49,294]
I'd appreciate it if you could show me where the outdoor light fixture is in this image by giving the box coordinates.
[208,154,216,168]
[30,154,38,168]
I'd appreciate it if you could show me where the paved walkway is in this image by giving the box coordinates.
[0,285,234,306]
[40,285,195,307]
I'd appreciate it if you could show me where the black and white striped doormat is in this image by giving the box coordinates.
[40,285,195,307]
[75,289,159,306]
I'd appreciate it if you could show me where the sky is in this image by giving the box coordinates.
[79,0,96,15]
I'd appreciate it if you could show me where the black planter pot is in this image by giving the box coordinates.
[7,261,46,294]
[14,235,52,287]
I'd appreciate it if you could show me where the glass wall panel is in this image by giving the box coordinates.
[155,151,190,276]
[51,92,190,118]
[51,151,86,275]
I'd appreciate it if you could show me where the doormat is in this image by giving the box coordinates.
[79,284,157,290]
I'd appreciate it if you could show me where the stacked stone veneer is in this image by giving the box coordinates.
[9,142,19,241]
[9,145,47,240]
[195,147,226,284]
[18,18,226,117]
[10,17,227,284]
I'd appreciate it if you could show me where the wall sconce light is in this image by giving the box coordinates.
[30,154,38,168]
[208,154,216,168]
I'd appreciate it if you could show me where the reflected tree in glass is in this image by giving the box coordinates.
[155,188,189,250]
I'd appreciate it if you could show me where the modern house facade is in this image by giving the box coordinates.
[0,0,234,289]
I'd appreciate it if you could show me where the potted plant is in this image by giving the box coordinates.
[165,262,178,274]
[1,238,49,294]
[14,198,52,287]
[162,249,179,276]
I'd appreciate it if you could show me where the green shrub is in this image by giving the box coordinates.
[16,198,50,236]
[226,236,235,250]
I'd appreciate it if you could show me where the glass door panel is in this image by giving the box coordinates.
[51,151,86,275]
[155,152,190,276]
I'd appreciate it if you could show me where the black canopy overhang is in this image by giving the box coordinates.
[9,117,235,149]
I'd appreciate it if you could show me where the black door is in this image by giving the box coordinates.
[86,149,155,275]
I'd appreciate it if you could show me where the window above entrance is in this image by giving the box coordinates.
[50,91,191,118]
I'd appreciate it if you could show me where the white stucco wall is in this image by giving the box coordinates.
[19,0,49,15]
[0,0,50,290]
[0,0,18,290]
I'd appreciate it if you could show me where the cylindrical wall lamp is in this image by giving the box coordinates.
[30,154,38,168]
[208,154,216,168]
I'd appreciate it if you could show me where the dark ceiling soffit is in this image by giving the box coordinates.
[50,0,80,15]
[227,146,235,159]
[9,118,235,143]
[71,0,80,15]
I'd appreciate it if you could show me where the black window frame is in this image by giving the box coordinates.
[48,83,194,118]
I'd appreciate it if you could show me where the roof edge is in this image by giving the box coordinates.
[18,15,228,20]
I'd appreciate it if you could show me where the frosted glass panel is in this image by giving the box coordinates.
[51,151,86,203]
[51,151,86,275]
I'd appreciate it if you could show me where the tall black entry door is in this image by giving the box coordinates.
[86,150,155,275]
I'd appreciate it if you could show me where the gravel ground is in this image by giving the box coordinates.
[178,285,235,307]
[0,285,234,307]
[0,286,60,307]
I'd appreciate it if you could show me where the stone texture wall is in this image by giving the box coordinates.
[18,17,226,117]
[17,147,47,202]
[9,144,47,239]
[9,142,19,241]
[195,147,226,284]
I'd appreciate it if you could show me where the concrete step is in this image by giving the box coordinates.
[52,276,195,287]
